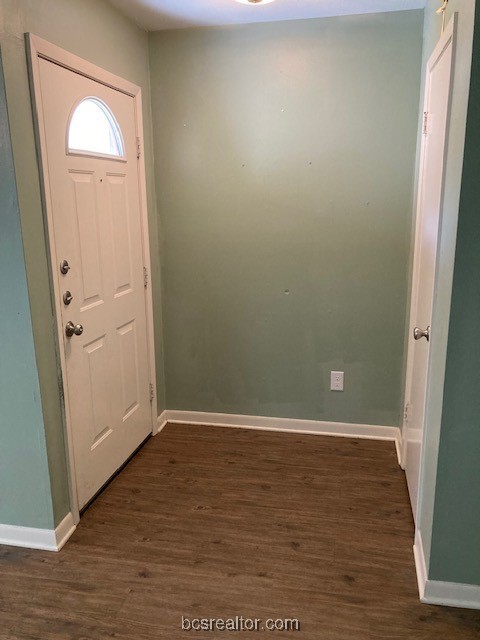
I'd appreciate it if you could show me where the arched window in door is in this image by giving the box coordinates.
[68,97,124,158]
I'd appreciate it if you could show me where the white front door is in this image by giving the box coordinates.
[37,58,153,508]
[404,20,455,520]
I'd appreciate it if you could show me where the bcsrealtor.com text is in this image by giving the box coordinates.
[182,616,301,632]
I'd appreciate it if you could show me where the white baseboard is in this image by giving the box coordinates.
[395,430,404,467]
[0,512,76,553]
[157,412,168,433]
[0,523,58,552]
[157,409,401,451]
[425,580,480,610]
[414,529,428,599]
[55,512,76,551]
[414,528,480,610]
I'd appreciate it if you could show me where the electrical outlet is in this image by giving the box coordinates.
[330,371,344,392]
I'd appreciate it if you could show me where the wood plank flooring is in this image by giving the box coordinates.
[1,424,479,639]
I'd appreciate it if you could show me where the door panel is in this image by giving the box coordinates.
[70,171,104,306]
[84,335,112,448]
[106,173,134,295]
[37,58,152,508]
[404,23,455,520]
[118,320,140,420]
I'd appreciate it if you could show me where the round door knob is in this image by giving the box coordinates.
[65,321,84,338]
[413,325,430,342]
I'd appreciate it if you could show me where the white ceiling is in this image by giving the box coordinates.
[108,0,427,32]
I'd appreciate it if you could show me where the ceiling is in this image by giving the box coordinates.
[107,0,427,32]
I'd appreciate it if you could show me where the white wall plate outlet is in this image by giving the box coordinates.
[331,371,344,392]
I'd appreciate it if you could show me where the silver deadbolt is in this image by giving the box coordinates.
[65,321,83,338]
[60,259,70,275]
[413,325,430,342]
[63,291,73,306]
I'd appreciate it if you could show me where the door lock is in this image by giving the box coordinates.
[413,326,430,342]
[65,321,83,338]
[63,291,73,306]
[60,259,70,275]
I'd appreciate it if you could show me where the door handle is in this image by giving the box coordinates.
[413,325,430,342]
[65,321,84,338]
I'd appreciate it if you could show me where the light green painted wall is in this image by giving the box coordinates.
[0,52,54,530]
[429,2,480,586]
[412,0,476,571]
[0,0,165,526]
[149,11,423,425]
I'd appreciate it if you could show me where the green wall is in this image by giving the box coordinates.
[149,11,423,426]
[429,1,480,586]
[0,52,54,530]
[0,0,166,527]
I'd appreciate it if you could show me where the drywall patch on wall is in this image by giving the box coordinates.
[149,10,423,427]
[0,52,54,530]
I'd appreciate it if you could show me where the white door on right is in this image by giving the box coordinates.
[404,18,456,520]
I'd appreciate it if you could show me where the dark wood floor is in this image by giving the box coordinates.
[1,425,479,639]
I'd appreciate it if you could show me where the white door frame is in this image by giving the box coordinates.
[401,16,456,520]
[26,34,158,524]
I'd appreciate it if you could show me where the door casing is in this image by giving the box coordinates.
[26,34,158,524]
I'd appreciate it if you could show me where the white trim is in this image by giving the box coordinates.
[414,528,480,610]
[424,581,480,610]
[0,524,57,552]
[54,512,76,551]
[134,91,158,431]
[157,410,400,448]
[395,429,403,468]
[413,528,428,600]
[157,412,168,433]
[25,34,157,521]
[27,35,140,97]
[0,512,76,552]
